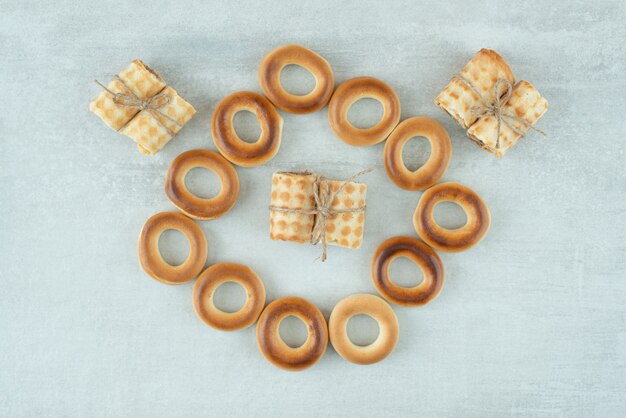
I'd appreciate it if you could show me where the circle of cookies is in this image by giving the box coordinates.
[137,44,494,371]
[259,44,334,114]
[193,262,266,331]
[211,91,283,167]
[384,116,452,191]
[414,182,490,252]
[329,294,399,365]
[328,76,401,146]
[256,296,328,371]
[371,236,444,306]
[138,212,208,285]
[165,149,240,220]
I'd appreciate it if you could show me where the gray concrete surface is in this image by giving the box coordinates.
[1,0,625,416]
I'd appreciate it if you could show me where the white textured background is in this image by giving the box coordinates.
[1,1,625,417]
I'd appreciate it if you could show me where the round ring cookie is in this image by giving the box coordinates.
[165,149,240,220]
[193,262,266,331]
[329,294,398,365]
[138,212,208,285]
[384,116,452,190]
[212,91,283,167]
[413,182,490,252]
[328,76,401,146]
[371,236,444,306]
[259,44,334,114]
[256,296,328,371]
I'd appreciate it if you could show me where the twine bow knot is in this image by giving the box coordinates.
[94,76,182,136]
[453,75,546,150]
[317,206,332,219]
[269,168,372,262]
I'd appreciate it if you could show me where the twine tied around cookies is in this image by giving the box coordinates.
[269,168,373,262]
[453,75,546,150]
[94,76,182,136]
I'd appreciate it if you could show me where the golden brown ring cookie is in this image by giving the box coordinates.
[384,117,452,190]
[192,262,266,331]
[329,294,399,365]
[165,149,240,220]
[138,212,208,285]
[371,236,444,306]
[328,76,401,146]
[212,91,283,167]
[413,182,491,252]
[256,296,328,371]
[259,44,334,114]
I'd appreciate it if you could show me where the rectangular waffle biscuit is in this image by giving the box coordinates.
[321,179,367,249]
[269,172,317,244]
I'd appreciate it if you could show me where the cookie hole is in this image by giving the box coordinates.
[347,98,383,129]
[233,110,262,143]
[389,256,424,287]
[347,314,380,347]
[279,315,308,348]
[158,229,190,267]
[434,201,468,230]
[280,64,316,96]
[402,136,432,172]
[184,167,222,199]
[213,281,246,313]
